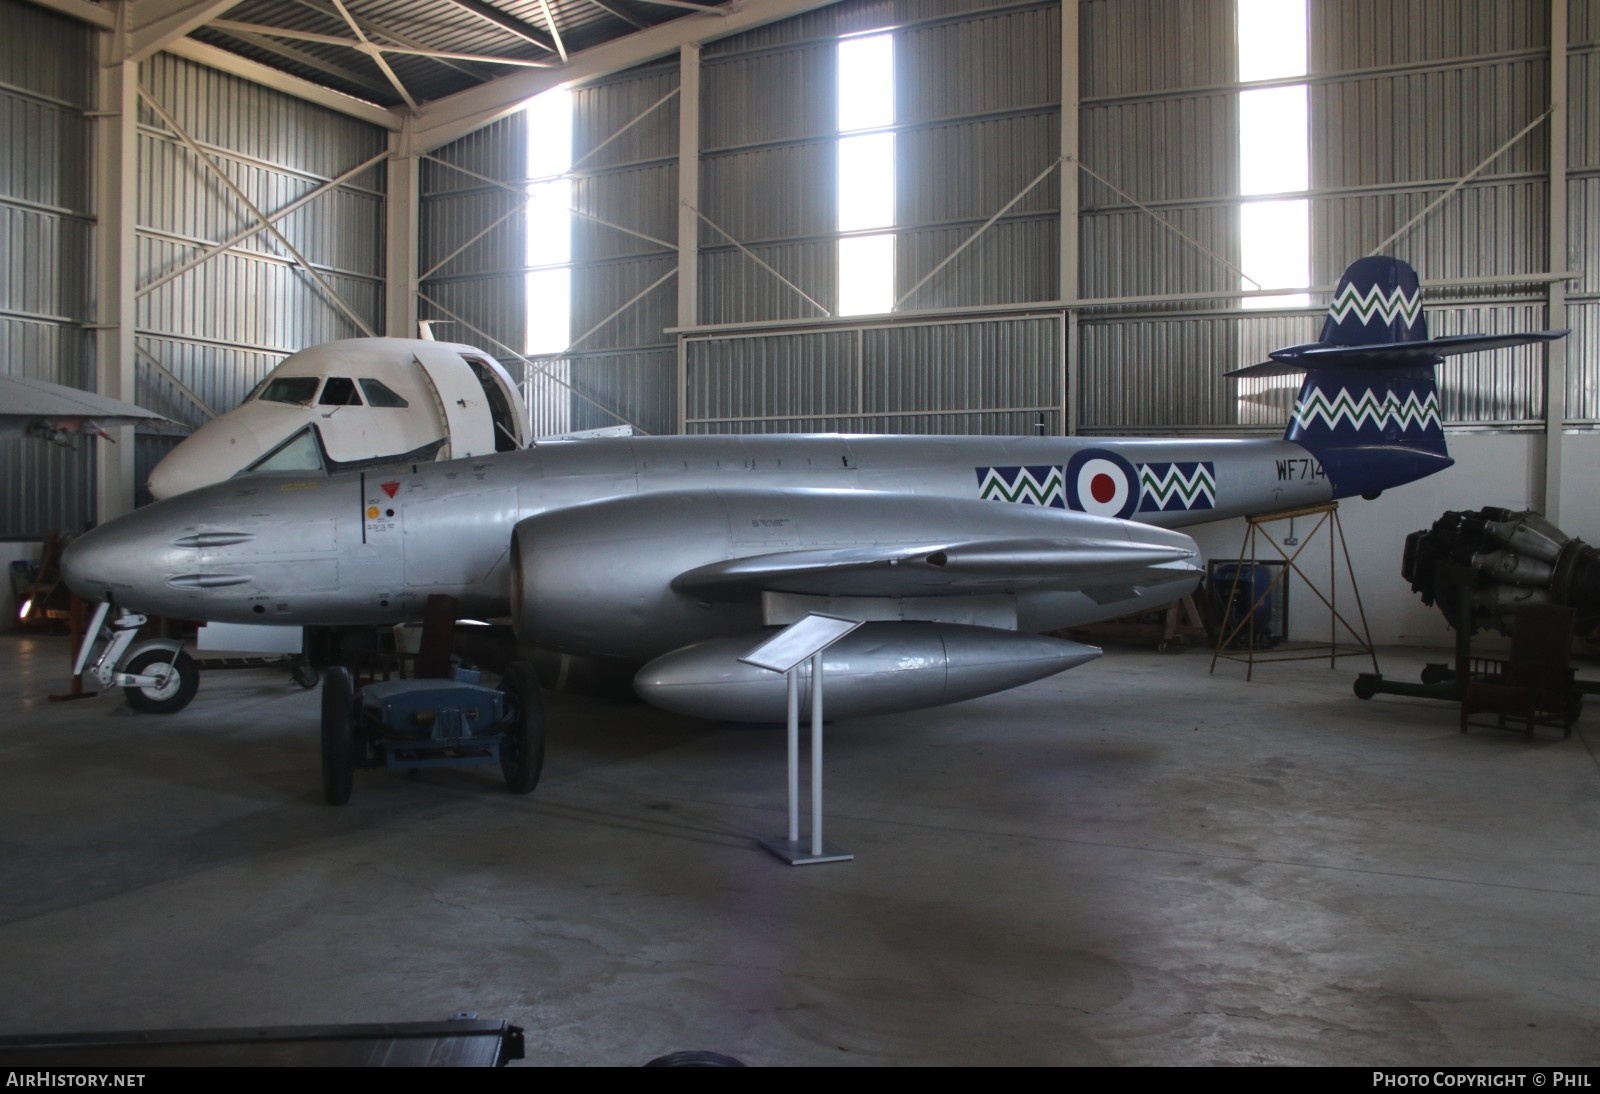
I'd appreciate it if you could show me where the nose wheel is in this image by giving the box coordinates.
[121,648,201,714]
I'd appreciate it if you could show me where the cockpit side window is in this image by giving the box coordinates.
[318,377,363,406]
[246,427,325,473]
[258,377,321,405]
[359,378,409,408]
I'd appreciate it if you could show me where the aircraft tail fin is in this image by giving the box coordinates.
[1228,256,1566,498]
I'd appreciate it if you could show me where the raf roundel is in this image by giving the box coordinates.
[1064,449,1138,519]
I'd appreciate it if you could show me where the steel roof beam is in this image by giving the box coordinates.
[535,0,567,61]
[411,0,839,153]
[210,21,554,68]
[21,0,115,29]
[163,37,399,126]
[285,0,496,81]
[583,0,647,30]
[631,0,722,11]
[327,0,417,111]
[128,0,247,61]
[206,24,399,96]
[441,0,559,53]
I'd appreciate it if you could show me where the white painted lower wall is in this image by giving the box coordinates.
[1186,431,1599,648]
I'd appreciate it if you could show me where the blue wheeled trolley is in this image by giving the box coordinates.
[319,662,544,805]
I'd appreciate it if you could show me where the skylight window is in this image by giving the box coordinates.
[837,34,895,317]
[1237,0,1309,309]
[526,88,573,355]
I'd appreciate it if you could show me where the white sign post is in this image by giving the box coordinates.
[739,613,864,865]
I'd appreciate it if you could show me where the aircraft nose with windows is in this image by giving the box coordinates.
[147,338,529,499]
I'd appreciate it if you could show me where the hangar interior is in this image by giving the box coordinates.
[3,0,1600,1067]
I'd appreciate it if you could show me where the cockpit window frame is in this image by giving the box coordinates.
[245,425,327,474]
[317,376,364,407]
[257,376,321,406]
[358,378,409,408]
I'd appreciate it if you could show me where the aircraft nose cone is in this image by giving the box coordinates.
[147,417,267,499]
[60,522,125,603]
[61,503,188,608]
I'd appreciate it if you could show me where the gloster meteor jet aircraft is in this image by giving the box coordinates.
[62,258,1564,725]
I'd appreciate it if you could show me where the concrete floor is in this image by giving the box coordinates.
[2,632,1599,1066]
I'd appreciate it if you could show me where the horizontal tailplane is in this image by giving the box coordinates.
[1229,256,1566,498]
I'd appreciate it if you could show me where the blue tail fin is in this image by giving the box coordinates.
[1229,256,1567,499]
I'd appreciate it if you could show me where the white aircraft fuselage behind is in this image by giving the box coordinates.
[147,338,528,500]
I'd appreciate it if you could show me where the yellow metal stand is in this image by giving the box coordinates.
[1209,503,1379,681]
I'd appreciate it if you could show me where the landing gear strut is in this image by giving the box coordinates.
[73,601,201,715]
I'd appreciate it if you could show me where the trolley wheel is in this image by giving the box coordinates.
[1419,663,1453,686]
[122,648,200,714]
[499,660,546,795]
[292,661,320,689]
[1352,675,1378,700]
[320,666,359,806]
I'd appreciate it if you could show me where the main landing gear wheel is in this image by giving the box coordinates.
[321,666,359,806]
[122,648,200,714]
[499,660,546,795]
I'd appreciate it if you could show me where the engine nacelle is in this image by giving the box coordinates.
[510,491,766,662]
[634,622,1101,722]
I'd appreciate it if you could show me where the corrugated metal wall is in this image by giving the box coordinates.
[686,314,1060,433]
[893,2,1061,309]
[1078,0,1245,432]
[686,0,1065,434]
[1077,0,1570,433]
[419,115,533,425]
[700,26,837,324]
[1567,0,1599,422]
[1306,0,1554,428]
[0,0,94,537]
[407,0,1578,440]
[135,53,388,487]
[566,61,679,434]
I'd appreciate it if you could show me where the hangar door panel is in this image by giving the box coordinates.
[683,316,1062,435]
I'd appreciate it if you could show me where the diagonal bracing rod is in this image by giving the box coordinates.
[137,148,391,300]
[138,87,378,338]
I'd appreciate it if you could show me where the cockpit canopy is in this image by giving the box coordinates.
[254,375,410,409]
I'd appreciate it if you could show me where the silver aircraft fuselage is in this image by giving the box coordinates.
[64,433,1329,654]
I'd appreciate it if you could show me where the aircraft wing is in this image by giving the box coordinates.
[671,536,1199,600]
[0,375,169,442]
[503,487,1205,665]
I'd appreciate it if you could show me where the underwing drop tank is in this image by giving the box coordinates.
[634,622,1100,722]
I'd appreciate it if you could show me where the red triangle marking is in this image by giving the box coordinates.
[380,481,400,498]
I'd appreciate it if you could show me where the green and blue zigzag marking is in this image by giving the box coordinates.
[1293,387,1441,433]
[976,465,1067,508]
[1136,461,1215,512]
[1327,281,1422,329]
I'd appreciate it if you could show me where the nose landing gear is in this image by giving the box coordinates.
[72,601,201,714]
